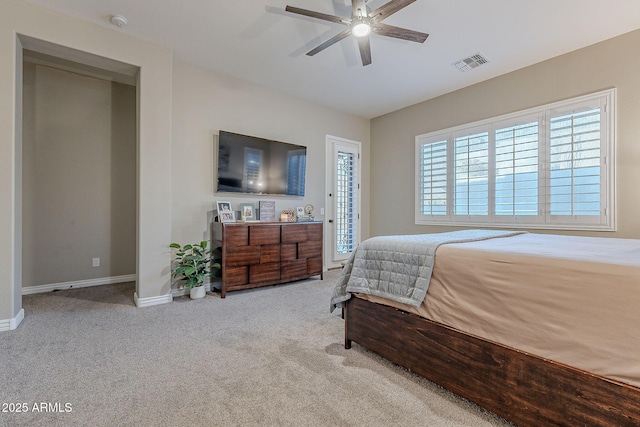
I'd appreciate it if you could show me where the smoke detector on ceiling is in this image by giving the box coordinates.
[453,53,489,72]
[110,15,128,28]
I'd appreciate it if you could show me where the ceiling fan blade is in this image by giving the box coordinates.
[306,29,352,56]
[374,22,429,43]
[285,6,348,25]
[370,0,416,22]
[357,36,372,66]
[351,0,368,18]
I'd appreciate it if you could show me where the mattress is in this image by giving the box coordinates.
[358,232,640,388]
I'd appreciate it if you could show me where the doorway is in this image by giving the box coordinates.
[20,38,138,294]
[325,135,361,268]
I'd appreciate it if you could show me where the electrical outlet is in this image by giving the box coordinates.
[320,208,325,215]
[92,257,100,267]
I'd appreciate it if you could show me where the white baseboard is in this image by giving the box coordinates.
[134,292,173,308]
[22,274,137,295]
[0,308,25,332]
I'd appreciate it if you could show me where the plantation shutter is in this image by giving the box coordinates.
[336,150,356,255]
[454,131,489,216]
[419,140,447,216]
[494,121,539,217]
[548,107,602,218]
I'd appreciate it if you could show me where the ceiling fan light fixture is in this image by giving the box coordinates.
[286,0,428,66]
[351,18,371,38]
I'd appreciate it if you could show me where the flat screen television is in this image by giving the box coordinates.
[216,130,307,196]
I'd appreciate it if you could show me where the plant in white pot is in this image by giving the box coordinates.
[170,241,220,299]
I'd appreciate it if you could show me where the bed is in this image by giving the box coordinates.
[331,230,640,426]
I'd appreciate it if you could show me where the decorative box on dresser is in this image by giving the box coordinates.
[212,221,323,298]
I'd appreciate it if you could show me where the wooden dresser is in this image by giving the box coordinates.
[212,221,323,298]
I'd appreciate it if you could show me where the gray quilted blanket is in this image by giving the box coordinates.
[330,229,526,312]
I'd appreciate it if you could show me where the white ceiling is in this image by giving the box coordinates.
[21,0,640,119]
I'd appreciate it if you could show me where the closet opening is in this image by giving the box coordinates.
[18,36,139,298]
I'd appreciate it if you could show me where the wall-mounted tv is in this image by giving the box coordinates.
[216,130,307,196]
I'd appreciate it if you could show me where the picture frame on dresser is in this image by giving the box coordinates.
[259,200,276,222]
[219,211,235,223]
[216,201,232,213]
[281,209,296,222]
[239,203,255,221]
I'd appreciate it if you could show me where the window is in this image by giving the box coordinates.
[415,89,615,231]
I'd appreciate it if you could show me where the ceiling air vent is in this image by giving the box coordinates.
[453,53,489,72]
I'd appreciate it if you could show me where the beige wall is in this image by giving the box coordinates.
[171,61,371,269]
[371,29,640,239]
[0,0,172,327]
[22,63,136,287]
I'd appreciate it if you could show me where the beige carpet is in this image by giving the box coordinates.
[1,270,513,427]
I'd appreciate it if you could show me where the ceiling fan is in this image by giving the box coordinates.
[285,0,429,66]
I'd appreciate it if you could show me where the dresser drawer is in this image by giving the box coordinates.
[225,266,249,287]
[298,240,322,259]
[307,257,322,276]
[226,245,260,266]
[225,225,249,246]
[281,224,308,243]
[281,243,297,261]
[307,223,323,241]
[250,224,281,245]
[281,259,308,282]
[260,244,281,263]
[250,262,280,283]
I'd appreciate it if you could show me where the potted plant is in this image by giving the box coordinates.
[170,241,220,299]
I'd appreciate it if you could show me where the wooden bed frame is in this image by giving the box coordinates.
[344,296,640,426]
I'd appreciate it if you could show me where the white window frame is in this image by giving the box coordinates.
[415,89,616,231]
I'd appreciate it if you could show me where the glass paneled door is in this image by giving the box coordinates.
[326,136,360,264]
